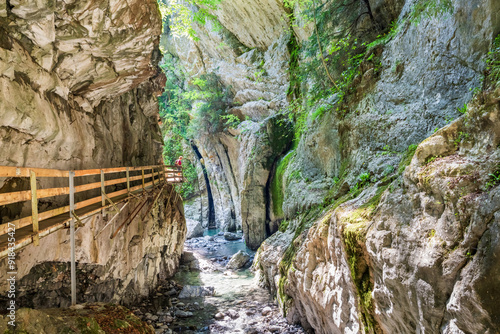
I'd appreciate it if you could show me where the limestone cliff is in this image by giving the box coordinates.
[0,0,165,169]
[0,0,186,308]
[163,0,500,332]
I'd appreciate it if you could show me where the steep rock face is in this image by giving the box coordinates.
[258,88,500,333]
[0,0,165,169]
[284,0,499,217]
[164,0,294,247]
[252,0,500,332]
[0,186,186,307]
[0,0,186,309]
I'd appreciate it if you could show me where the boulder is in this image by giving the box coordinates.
[178,285,215,298]
[226,251,251,269]
[186,219,204,239]
[224,232,241,241]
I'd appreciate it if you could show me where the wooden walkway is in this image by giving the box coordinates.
[0,164,184,259]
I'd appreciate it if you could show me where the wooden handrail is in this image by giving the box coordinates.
[0,172,159,206]
[0,164,183,238]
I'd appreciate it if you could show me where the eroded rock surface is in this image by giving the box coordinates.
[0,0,165,169]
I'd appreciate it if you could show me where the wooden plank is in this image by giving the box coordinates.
[0,166,69,178]
[0,165,173,178]
[0,190,31,206]
[30,171,39,246]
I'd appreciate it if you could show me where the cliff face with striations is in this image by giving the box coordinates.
[0,0,165,169]
[164,0,500,332]
[0,0,186,306]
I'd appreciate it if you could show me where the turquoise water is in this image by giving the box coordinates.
[171,231,271,333]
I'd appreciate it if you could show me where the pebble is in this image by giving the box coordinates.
[261,307,272,316]
[226,309,239,319]
[215,312,225,320]
[269,325,282,332]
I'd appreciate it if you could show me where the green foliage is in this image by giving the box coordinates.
[366,20,400,50]
[486,34,500,87]
[398,144,418,174]
[271,151,295,217]
[221,114,241,129]
[158,0,222,40]
[358,172,371,183]
[454,131,470,148]
[484,166,500,190]
[457,103,467,114]
[426,155,442,165]
[409,0,454,25]
[279,220,290,232]
[158,55,232,198]
[162,135,198,198]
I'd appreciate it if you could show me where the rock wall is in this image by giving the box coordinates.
[164,0,294,248]
[163,0,500,332]
[258,87,500,333]
[0,185,186,307]
[0,0,188,310]
[0,0,165,170]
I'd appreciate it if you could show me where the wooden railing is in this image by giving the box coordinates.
[0,164,183,251]
[0,164,183,306]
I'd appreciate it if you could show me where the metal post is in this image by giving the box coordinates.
[69,171,76,306]
[100,170,105,207]
[30,171,39,246]
[126,167,130,195]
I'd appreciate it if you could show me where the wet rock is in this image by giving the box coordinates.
[215,312,225,320]
[224,232,241,241]
[269,325,282,332]
[226,251,251,269]
[261,307,272,316]
[181,251,197,264]
[226,309,239,319]
[174,310,194,318]
[178,285,215,298]
[186,219,205,239]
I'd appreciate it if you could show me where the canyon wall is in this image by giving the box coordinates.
[0,0,186,306]
[0,185,186,307]
[165,0,500,332]
[0,0,165,169]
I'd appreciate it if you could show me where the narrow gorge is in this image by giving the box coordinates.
[0,0,499,333]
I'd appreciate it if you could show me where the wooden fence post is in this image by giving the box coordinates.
[100,170,105,208]
[126,167,130,195]
[152,167,155,187]
[30,171,39,246]
[141,167,145,192]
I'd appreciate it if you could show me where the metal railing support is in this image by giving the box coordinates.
[69,171,76,306]
[30,171,39,246]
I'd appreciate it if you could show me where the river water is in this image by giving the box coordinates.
[167,229,306,334]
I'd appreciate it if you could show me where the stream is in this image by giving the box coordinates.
[133,229,306,334]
